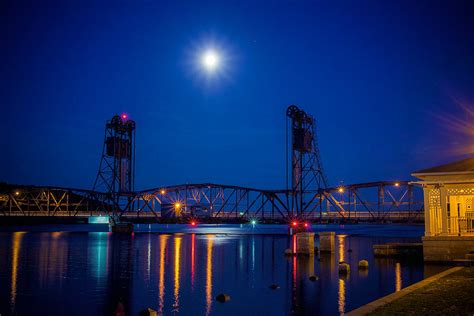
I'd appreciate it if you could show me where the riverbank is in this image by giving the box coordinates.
[348,266,474,315]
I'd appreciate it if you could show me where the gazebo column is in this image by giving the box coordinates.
[440,186,448,235]
[423,186,432,236]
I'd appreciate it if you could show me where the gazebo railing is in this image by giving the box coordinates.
[447,216,474,235]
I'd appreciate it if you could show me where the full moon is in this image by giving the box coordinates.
[201,50,220,71]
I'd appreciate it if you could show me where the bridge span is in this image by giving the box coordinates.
[0,180,423,222]
[1,106,424,223]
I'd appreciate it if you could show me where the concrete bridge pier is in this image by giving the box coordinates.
[296,232,315,255]
[319,232,335,253]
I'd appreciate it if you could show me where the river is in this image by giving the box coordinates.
[0,224,445,315]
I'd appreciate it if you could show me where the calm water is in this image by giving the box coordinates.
[0,224,445,316]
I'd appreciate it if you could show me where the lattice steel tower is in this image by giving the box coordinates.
[286,105,328,216]
[93,114,136,215]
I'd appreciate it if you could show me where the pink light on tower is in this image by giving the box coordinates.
[121,113,128,121]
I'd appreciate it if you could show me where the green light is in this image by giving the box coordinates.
[88,216,109,224]
[239,212,244,216]
[251,220,257,225]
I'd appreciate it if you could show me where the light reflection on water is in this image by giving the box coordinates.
[395,262,402,292]
[0,225,446,316]
[10,232,24,312]
[158,235,167,314]
[338,234,346,315]
[206,236,213,316]
[88,232,108,283]
[173,236,181,313]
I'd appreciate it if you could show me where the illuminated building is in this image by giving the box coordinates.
[412,157,474,261]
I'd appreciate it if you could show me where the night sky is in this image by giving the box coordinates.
[1,1,474,191]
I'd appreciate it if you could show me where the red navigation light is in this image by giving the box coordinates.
[121,113,128,120]
[304,222,309,228]
[191,221,197,226]
[292,221,298,227]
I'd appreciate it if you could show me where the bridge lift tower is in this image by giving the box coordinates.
[93,114,136,217]
[286,105,328,217]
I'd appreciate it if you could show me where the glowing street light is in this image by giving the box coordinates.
[251,220,257,225]
[174,202,181,209]
[338,187,344,193]
[395,182,400,187]
[14,191,20,196]
[160,189,166,195]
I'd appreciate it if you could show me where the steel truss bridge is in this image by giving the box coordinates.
[0,180,423,222]
[0,106,424,222]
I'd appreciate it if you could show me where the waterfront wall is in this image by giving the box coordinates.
[423,236,474,262]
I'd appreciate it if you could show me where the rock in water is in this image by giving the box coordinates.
[309,275,319,282]
[216,294,231,303]
[338,262,350,275]
[358,260,369,269]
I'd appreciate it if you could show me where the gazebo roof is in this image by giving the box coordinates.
[413,157,474,175]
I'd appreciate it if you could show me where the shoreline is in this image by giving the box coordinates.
[347,266,474,315]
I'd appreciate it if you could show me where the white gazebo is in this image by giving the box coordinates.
[412,157,474,262]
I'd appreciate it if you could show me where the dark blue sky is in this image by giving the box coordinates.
[1,1,474,190]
